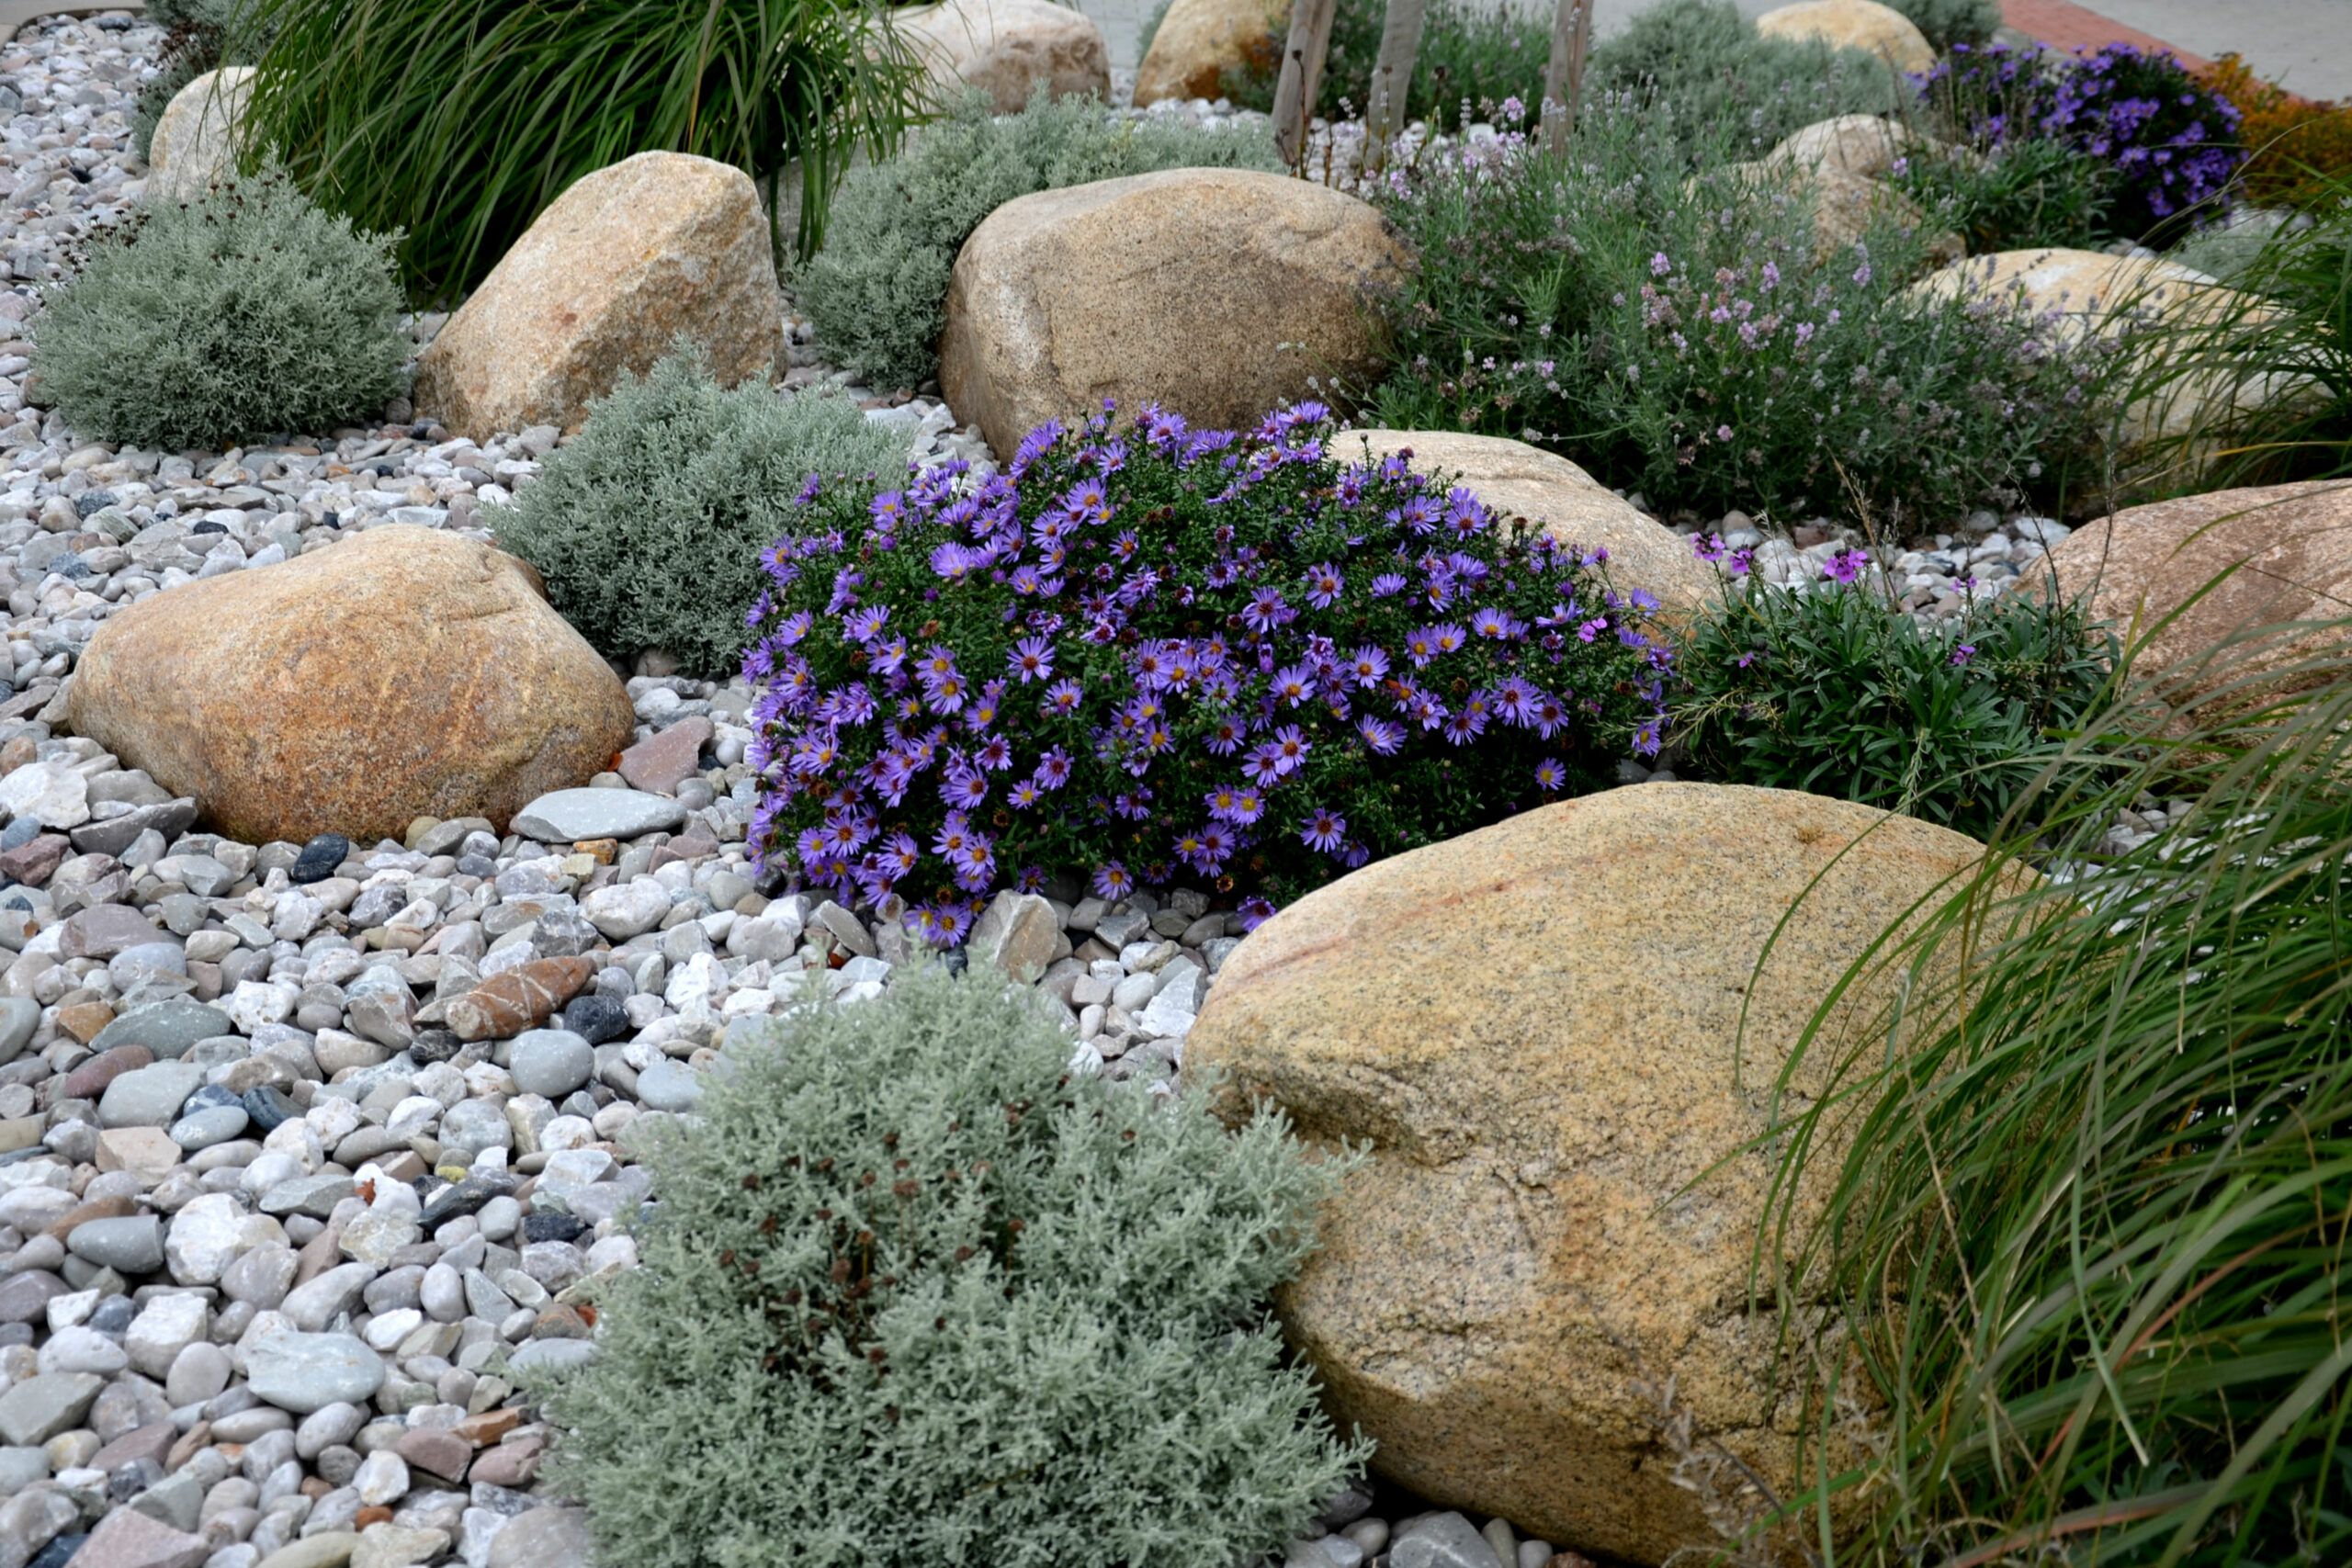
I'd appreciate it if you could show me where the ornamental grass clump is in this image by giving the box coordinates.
[1368,98,2118,528]
[798,90,1277,393]
[484,347,910,678]
[741,402,1677,944]
[1757,633,2352,1564]
[239,0,924,302]
[529,964,1366,1568]
[32,168,404,451]
[1671,538,2118,837]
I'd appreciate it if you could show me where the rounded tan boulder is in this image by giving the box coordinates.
[1341,430,1714,608]
[900,0,1111,111]
[1188,784,2005,1565]
[940,168,1408,458]
[413,152,783,441]
[65,526,635,846]
[2046,479,2352,702]
[1133,0,1282,106]
[146,66,254,204]
[1766,113,1928,179]
[1755,0,1935,74]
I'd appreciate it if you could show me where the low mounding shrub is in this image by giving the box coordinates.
[798,91,1277,393]
[532,964,1367,1568]
[1670,541,2116,836]
[740,403,1676,942]
[2196,52,2352,214]
[240,0,925,302]
[1918,41,2244,242]
[484,349,909,678]
[1584,0,1907,158]
[1367,102,2117,528]
[33,169,404,451]
[1891,136,2120,253]
[1882,0,2000,55]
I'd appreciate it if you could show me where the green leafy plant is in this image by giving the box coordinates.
[1754,618,2352,1565]
[1883,0,2000,54]
[1671,541,2118,837]
[32,168,404,451]
[1175,0,1552,131]
[484,347,909,678]
[1367,100,2120,528]
[1584,0,1908,158]
[1890,136,2120,253]
[529,964,1368,1568]
[797,89,1277,392]
[238,0,925,304]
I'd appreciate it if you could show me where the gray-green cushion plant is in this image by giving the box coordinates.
[1883,0,2001,53]
[526,964,1367,1568]
[797,88,1279,392]
[1585,0,1907,156]
[484,346,910,678]
[32,168,405,451]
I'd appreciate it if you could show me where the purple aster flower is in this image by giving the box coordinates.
[1272,663,1317,707]
[1033,748,1074,790]
[1092,862,1135,901]
[1349,645,1391,687]
[1300,808,1348,854]
[1357,716,1404,755]
[1041,679,1084,716]
[1304,561,1345,608]
[940,766,989,810]
[1236,896,1277,932]
[1371,572,1408,599]
[1242,586,1294,634]
[1203,714,1245,756]
[1534,758,1566,791]
[1008,636,1056,683]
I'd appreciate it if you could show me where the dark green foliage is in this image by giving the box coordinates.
[1759,636,2352,1564]
[483,348,909,678]
[1889,136,2120,253]
[32,169,405,452]
[238,0,925,304]
[797,90,1277,392]
[1317,0,1551,129]
[1584,0,1907,157]
[1367,101,2120,527]
[1671,567,2116,837]
[1882,0,2001,54]
[529,964,1367,1568]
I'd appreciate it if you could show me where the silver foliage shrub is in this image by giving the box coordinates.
[797,88,1279,393]
[526,965,1365,1568]
[484,346,910,677]
[32,169,405,451]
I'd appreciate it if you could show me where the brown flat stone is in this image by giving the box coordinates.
[58,1043,155,1101]
[393,1425,471,1483]
[58,999,118,1043]
[44,1192,136,1243]
[90,1420,177,1473]
[0,831,69,886]
[616,716,712,795]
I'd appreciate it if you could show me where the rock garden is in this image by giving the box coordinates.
[0,0,2349,1564]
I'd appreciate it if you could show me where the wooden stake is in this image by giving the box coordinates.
[1540,0,1593,151]
[1272,0,1339,169]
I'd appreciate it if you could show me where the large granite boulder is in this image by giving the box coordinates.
[1132,0,1281,106]
[1755,0,1935,74]
[1766,113,1928,180]
[899,0,1111,111]
[64,525,634,845]
[1188,783,2007,1564]
[413,152,782,440]
[1341,430,1715,608]
[145,66,254,204]
[2045,479,2352,704]
[940,168,1407,457]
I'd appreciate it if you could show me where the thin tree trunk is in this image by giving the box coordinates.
[1539,0,1593,152]
[1272,0,1338,170]
[1365,0,1430,164]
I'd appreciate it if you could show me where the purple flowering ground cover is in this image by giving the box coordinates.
[737,402,1677,945]
[1919,40,2244,241]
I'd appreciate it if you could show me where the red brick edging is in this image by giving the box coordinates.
[2000,0,2212,69]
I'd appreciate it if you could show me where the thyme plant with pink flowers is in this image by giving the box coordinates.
[1366,96,2120,529]
[740,404,1677,944]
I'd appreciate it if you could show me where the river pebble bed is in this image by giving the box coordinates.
[0,16,2159,1568]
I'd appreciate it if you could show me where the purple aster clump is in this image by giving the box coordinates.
[741,401,1676,943]
[1920,40,2244,238]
